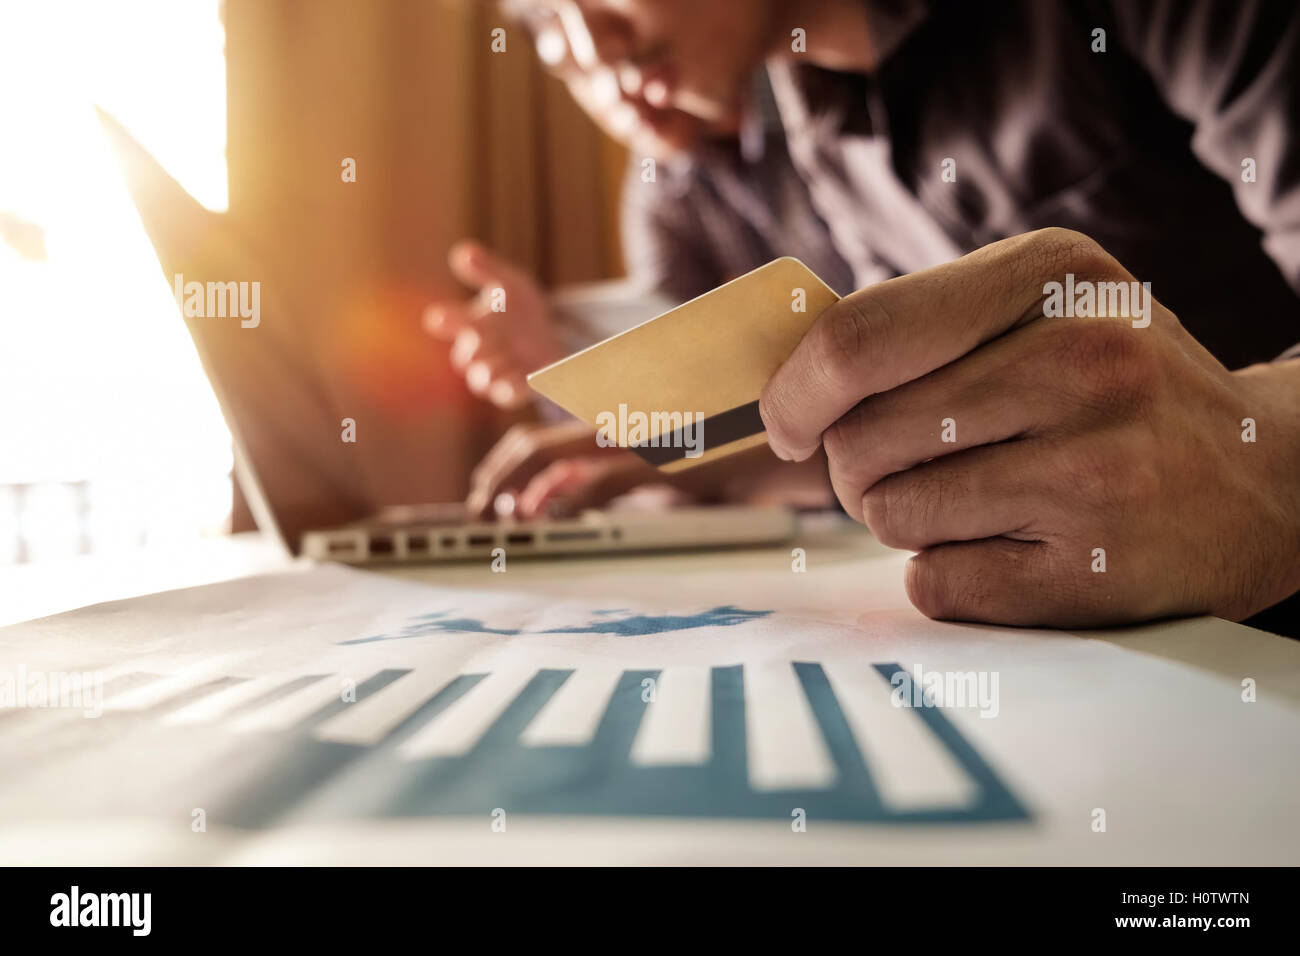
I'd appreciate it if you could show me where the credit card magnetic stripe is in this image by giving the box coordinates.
[625,400,765,466]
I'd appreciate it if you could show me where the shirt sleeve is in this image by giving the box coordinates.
[1109,0,1300,356]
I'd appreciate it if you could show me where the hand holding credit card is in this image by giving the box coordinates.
[527,258,840,472]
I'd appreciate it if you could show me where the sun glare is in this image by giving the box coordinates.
[0,1,232,561]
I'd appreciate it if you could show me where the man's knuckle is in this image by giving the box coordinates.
[817,295,888,389]
[1032,227,1111,277]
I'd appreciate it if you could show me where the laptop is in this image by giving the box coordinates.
[98,109,796,564]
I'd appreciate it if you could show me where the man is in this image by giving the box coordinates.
[487,0,1300,632]
[426,15,851,518]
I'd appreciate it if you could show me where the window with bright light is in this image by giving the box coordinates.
[0,0,233,562]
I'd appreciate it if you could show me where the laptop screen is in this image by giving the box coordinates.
[99,109,372,553]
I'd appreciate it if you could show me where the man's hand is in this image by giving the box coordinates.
[424,241,564,409]
[466,420,836,520]
[760,228,1300,627]
[465,420,662,519]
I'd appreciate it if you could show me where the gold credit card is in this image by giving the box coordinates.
[527,258,840,472]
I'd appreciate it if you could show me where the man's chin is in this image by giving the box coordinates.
[633,116,705,158]
[633,133,693,162]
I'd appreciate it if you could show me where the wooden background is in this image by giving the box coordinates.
[222,0,626,525]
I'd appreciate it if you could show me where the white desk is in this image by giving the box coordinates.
[1,518,1297,864]
[0,533,290,630]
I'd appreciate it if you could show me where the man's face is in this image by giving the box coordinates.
[533,0,778,126]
